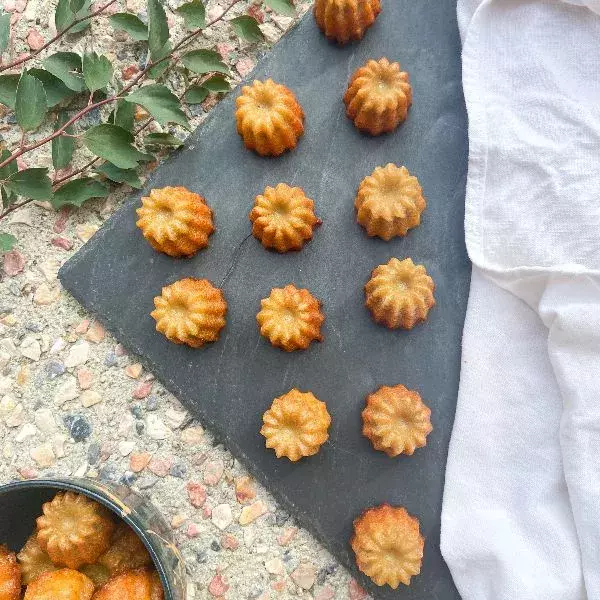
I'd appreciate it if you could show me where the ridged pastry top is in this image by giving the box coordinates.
[91,567,164,600]
[23,568,94,600]
[0,544,21,600]
[313,0,381,44]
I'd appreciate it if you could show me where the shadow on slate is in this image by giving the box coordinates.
[59,1,470,597]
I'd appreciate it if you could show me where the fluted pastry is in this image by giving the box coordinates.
[355,164,425,240]
[235,79,305,156]
[261,389,331,461]
[257,285,324,351]
[362,385,432,456]
[136,187,215,257]
[351,505,424,588]
[91,568,163,600]
[98,523,152,575]
[365,258,435,329]
[23,568,94,600]
[314,0,381,44]
[249,183,320,252]
[79,564,111,589]
[0,544,21,600]
[36,492,115,570]
[151,278,227,348]
[17,533,56,585]
[344,58,412,135]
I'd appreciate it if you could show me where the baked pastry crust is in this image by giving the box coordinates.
[136,186,214,257]
[256,285,324,351]
[91,568,163,600]
[235,79,304,156]
[17,533,56,585]
[351,505,424,588]
[0,544,21,600]
[365,258,435,329]
[151,278,227,348]
[344,58,412,136]
[355,164,425,240]
[249,183,320,253]
[314,0,381,44]
[79,564,110,589]
[23,568,94,600]
[36,492,115,570]
[362,385,432,456]
[98,524,152,575]
[261,389,331,461]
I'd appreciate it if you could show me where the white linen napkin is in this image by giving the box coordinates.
[441,1,600,598]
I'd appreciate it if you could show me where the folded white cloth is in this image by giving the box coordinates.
[442,1,600,598]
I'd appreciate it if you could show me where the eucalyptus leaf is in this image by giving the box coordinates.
[43,52,86,92]
[181,49,229,75]
[147,0,169,59]
[82,51,113,92]
[184,84,208,104]
[175,0,205,30]
[51,177,109,208]
[125,84,189,128]
[113,98,135,131]
[5,168,52,200]
[0,233,17,253]
[229,16,264,43]
[95,162,142,188]
[55,0,92,34]
[70,0,86,13]
[83,124,150,169]
[0,149,17,183]
[109,13,148,40]
[263,0,295,16]
[28,68,75,107]
[146,41,171,79]
[201,74,230,92]
[15,71,47,132]
[143,132,183,148]
[52,112,75,170]
[0,13,10,55]
[0,74,19,110]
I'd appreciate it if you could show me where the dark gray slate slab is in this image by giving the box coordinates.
[59,1,469,597]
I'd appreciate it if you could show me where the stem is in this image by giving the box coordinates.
[1,199,33,219]
[0,0,119,74]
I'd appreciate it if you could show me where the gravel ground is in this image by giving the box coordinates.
[0,1,371,598]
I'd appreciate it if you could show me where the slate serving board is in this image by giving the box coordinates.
[59,1,469,597]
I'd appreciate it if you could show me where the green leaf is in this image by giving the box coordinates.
[201,74,230,92]
[229,16,264,42]
[0,149,17,182]
[55,0,92,34]
[5,168,52,200]
[0,233,17,253]
[0,12,11,55]
[70,0,86,13]
[176,0,205,30]
[0,74,19,110]
[83,124,150,169]
[263,0,295,16]
[181,49,229,75]
[52,112,75,170]
[146,41,171,80]
[147,0,169,59]
[109,13,148,40]
[113,98,135,131]
[82,51,113,92]
[15,71,47,132]
[143,132,183,148]
[28,68,75,107]
[125,84,189,128]
[184,84,208,104]
[43,52,86,92]
[95,162,142,188]
[51,177,109,208]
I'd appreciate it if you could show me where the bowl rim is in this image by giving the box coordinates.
[0,478,177,599]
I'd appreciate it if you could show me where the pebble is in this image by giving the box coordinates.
[275,509,289,527]
[133,381,152,399]
[221,534,239,551]
[146,414,169,439]
[147,457,172,477]
[51,237,73,251]
[3,250,26,277]
[87,442,101,465]
[265,557,286,576]
[146,396,159,411]
[85,322,105,343]
[75,223,98,242]
[26,27,44,50]
[38,259,60,282]
[169,461,187,478]
[122,64,140,80]
[15,423,37,442]
[171,513,187,529]
[53,433,67,458]
[118,414,134,437]
[54,376,78,404]
[46,360,66,378]
[99,463,119,483]
[125,363,143,378]
[277,527,297,546]
[239,501,268,525]
[186,522,200,538]
[19,467,38,479]
[34,408,57,433]
[34,283,60,305]
[115,343,126,356]
[348,579,368,600]
[236,57,256,77]
[30,443,56,468]
[81,390,102,407]
[164,406,187,429]
[63,414,92,442]
[129,452,152,472]
[135,420,145,435]
[203,459,224,486]
[235,476,256,504]
[20,336,41,361]
[181,425,204,445]
[120,471,137,486]
[211,504,233,530]
[314,585,336,600]
[74,320,90,334]
[207,573,229,597]
[76,368,93,389]
[291,563,316,590]
[53,207,70,233]
[104,353,118,367]
[271,578,286,592]
[64,341,90,368]
[136,475,158,490]
[3,400,24,427]
[187,482,207,508]
[210,540,220,552]
[49,338,66,355]
[130,404,143,419]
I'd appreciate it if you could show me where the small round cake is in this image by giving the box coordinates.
[355,164,425,240]
[23,569,94,600]
[91,568,163,600]
[313,0,381,45]
[344,58,412,136]
[365,258,435,330]
[136,186,215,257]
[17,534,56,585]
[351,505,424,588]
[235,79,305,156]
[249,183,320,253]
[98,523,152,575]
[151,278,227,348]
[261,389,331,461]
[257,284,324,351]
[362,385,432,456]
[0,544,21,600]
